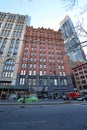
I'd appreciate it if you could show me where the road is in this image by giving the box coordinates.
[0,103,87,130]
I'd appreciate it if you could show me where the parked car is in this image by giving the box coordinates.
[17,96,39,103]
[77,95,87,101]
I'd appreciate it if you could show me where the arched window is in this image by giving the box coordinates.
[2,59,15,78]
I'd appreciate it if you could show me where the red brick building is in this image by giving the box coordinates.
[17,26,74,98]
[73,62,87,95]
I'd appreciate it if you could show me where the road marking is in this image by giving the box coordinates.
[0,120,47,125]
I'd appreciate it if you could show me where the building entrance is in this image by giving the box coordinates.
[52,92,59,99]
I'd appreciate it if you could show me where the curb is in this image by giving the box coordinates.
[0,101,72,105]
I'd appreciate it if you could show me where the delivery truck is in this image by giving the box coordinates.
[63,92,80,100]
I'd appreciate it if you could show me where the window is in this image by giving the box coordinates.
[22,63,27,68]
[0,37,2,43]
[84,70,87,73]
[33,71,36,75]
[32,79,36,85]
[49,59,51,62]
[30,58,33,61]
[2,72,13,78]
[40,71,42,75]
[28,79,32,85]
[40,59,43,62]
[34,58,36,61]
[78,67,82,71]
[40,53,42,56]
[19,32,22,37]
[13,31,17,37]
[13,39,20,56]
[7,38,15,56]
[61,60,63,63]
[50,78,54,84]
[0,38,7,54]
[21,70,26,75]
[29,71,32,75]
[0,23,2,27]
[58,60,60,63]
[2,59,15,78]
[76,77,79,80]
[44,71,46,75]
[43,59,46,62]
[30,64,32,68]
[1,30,5,36]
[34,64,36,68]
[43,64,46,68]
[24,52,28,56]
[28,78,36,85]
[59,72,62,76]
[59,66,61,69]
[24,47,28,50]
[4,66,14,71]
[43,78,47,86]
[76,81,80,84]
[15,24,23,30]
[64,79,67,85]
[75,73,78,76]
[13,31,21,37]
[61,79,64,85]
[82,80,86,84]
[54,79,57,86]
[23,57,28,61]
[62,66,64,69]
[5,59,15,65]
[40,64,42,68]
[73,69,77,72]
[19,78,25,85]
[1,30,10,36]
[39,78,43,85]
[83,65,87,69]
[61,79,67,85]
[79,71,83,75]
[63,72,66,76]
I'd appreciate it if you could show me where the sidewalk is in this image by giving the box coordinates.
[0,99,72,105]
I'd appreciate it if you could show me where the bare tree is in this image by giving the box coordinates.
[74,14,87,50]
[62,0,78,9]
[75,17,87,38]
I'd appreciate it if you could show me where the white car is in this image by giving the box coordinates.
[77,95,87,101]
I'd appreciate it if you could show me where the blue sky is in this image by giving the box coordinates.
[0,0,83,30]
[0,0,87,55]
[0,0,86,30]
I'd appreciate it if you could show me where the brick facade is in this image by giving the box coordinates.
[17,26,74,98]
[73,62,87,94]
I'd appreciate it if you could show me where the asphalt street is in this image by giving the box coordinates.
[0,102,87,130]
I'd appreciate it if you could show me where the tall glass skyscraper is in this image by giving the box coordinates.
[60,15,86,63]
